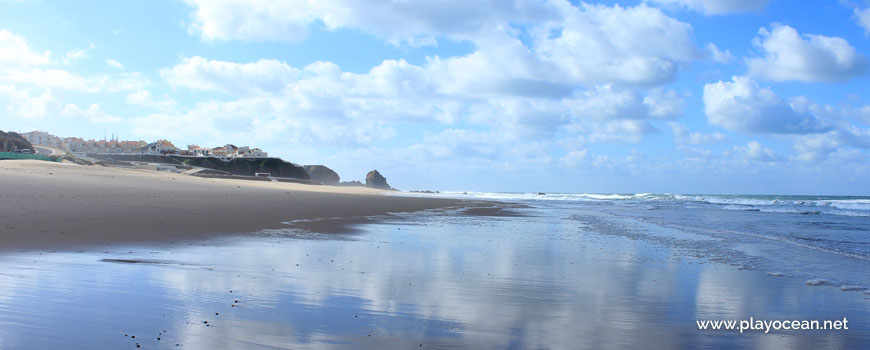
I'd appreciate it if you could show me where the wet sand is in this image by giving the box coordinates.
[0,202,867,349]
[0,160,464,251]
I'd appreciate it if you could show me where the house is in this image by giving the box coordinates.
[142,139,178,155]
[239,148,268,158]
[187,144,212,156]
[212,144,238,157]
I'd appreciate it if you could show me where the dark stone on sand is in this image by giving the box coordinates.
[303,165,340,185]
[365,170,392,190]
[337,180,364,187]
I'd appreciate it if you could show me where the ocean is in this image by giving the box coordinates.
[404,192,870,290]
[0,192,868,348]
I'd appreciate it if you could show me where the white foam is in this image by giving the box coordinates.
[394,191,870,217]
[805,279,835,286]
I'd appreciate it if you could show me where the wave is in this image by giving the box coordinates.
[399,191,870,217]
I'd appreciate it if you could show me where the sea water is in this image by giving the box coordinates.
[0,194,867,349]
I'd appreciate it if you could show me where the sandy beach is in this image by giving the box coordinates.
[0,160,464,251]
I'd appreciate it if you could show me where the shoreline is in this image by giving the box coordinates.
[0,160,468,252]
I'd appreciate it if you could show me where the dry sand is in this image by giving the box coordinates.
[0,160,465,251]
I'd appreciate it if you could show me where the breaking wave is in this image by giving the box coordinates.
[400,191,870,217]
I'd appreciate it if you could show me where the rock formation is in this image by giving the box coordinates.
[0,130,34,152]
[365,170,392,190]
[303,165,340,185]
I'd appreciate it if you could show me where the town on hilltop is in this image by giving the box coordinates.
[21,130,268,158]
[6,129,393,190]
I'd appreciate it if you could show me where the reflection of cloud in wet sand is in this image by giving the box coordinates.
[0,209,867,349]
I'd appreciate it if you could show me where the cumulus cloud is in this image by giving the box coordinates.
[161,56,299,96]
[531,3,699,86]
[182,1,699,87]
[0,30,149,94]
[0,29,50,66]
[646,0,770,15]
[747,24,867,82]
[703,76,830,134]
[183,0,559,44]
[0,84,120,123]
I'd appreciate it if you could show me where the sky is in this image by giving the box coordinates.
[2,0,870,194]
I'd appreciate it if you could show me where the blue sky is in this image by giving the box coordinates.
[2,0,870,194]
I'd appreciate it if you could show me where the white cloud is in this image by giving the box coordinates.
[0,29,50,66]
[183,0,559,44]
[561,149,590,167]
[106,58,124,70]
[0,30,149,94]
[62,103,122,123]
[63,49,86,65]
[0,84,56,119]
[669,122,728,144]
[0,84,120,123]
[707,43,733,63]
[565,85,657,121]
[532,3,699,86]
[585,120,656,144]
[158,50,682,146]
[182,1,699,87]
[855,8,870,36]
[703,76,830,134]
[747,24,867,82]
[646,0,770,14]
[161,56,299,95]
[126,90,177,110]
[644,88,684,118]
[61,43,95,65]
[732,141,777,162]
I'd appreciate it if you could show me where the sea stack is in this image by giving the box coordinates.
[365,170,392,190]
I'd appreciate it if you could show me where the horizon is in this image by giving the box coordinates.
[2,0,870,195]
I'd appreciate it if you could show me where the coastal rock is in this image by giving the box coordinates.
[338,181,364,187]
[303,165,340,185]
[365,170,392,190]
[86,154,310,179]
[0,130,34,152]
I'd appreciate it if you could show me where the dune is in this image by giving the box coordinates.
[0,160,464,251]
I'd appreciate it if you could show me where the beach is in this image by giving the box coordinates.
[0,160,464,251]
[0,161,869,349]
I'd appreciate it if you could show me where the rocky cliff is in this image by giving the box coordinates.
[303,165,340,185]
[87,154,310,179]
[0,130,34,152]
[172,156,309,179]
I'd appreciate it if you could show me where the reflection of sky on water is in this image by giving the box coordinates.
[0,206,868,349]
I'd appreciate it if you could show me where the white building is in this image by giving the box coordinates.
[22,131,62,148]
[142,140,179,155]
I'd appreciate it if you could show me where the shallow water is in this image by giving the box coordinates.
[0,202,868,349]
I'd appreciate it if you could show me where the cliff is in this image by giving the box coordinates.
[0,130,34,152]
[87,154,309,179]
[303,165,340,185]
[172,156,309,179]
